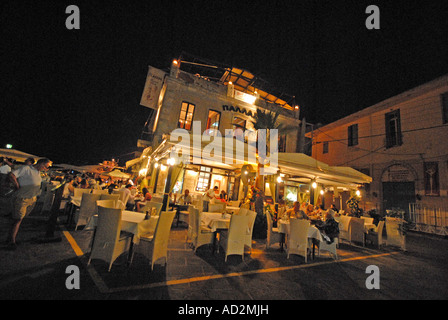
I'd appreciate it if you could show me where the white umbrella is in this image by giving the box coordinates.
[105,169,131,179]
[0,148,44,162]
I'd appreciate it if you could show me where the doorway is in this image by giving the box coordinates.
[382,182,415,214]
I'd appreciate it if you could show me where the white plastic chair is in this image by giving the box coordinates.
[221,214,249,262]
[141,201,163,216]
[75,193,102,230]
[99,193,120,202]
[287,218,310,262]
[338,216,352,244]
[266,211,282,249]
[349,217,365,246]
[365,220,385,249]
[209,202,226,213]
[87,206,132,272]
[361,216,374,225]
[192,207,214,252]
[243,210,257,255]
[73,188,91,198]
[186,205,195,244]
[96,199,117,209]
[385,217,406,250]
[137,211,176,270]
[92,189,110,195]
[318,237,339,259]
[113,190,130,206]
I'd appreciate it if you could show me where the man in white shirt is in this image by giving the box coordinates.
[202,186,218,212]
[7,158,52,249]
[120,183,136,211]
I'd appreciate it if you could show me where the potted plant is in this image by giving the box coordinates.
[346,196,363,218]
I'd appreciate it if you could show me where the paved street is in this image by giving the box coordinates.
[1,209,448,305]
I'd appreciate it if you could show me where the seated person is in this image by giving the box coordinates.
[316,212,340,244]
[136,187,152,212]
[219,190,228,202]
[120,184,136,211]
[285,201,310,220]
[177,189,192,205]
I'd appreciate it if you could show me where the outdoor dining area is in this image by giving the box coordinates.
[52,134,407,273]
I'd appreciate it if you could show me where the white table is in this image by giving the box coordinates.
[277,219,323,258]
[86,210,159,244]
[202,212,231,232]
[201,212,232,253]
[277,220,323,242]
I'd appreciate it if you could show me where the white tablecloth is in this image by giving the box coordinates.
[277,220,323,242]
[202,212,231,232]
[225,206,240,214]
[86,210,159,244]
[70,196,82,207]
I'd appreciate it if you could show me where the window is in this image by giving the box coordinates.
[348,124,358,146]
[385,110,402,148]
[196,166,212,192]
[323,141,329,154]
[442,92,448,124]
[278,134,287,153]
[205,110,221,136]
[178,102,195,130]
[232,117,246,140]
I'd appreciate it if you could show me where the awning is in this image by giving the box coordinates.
[277,153,372,189]
[149,135,371,189]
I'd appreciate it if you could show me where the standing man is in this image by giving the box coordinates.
[202,186,218,212]
[6,158,52,249]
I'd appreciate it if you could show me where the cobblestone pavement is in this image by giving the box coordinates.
[1,208,448,304]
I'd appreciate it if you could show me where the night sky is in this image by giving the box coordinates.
[2,0,448,165]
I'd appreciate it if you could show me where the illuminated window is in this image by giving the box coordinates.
[205,110,221,136]
[196,166,212,192]
[178,102,195,130]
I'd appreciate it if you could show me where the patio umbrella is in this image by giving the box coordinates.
[0,148,44,162]
[105,169,131,179]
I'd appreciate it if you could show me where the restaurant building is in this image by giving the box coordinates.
[129,54,371,208]
[308,74,448,231]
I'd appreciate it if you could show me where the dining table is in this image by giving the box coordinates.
[85,210,159,264]
[86,210,159,244]
[201,211,232,253]
[66,195,82,226]
[277,219,323,259]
